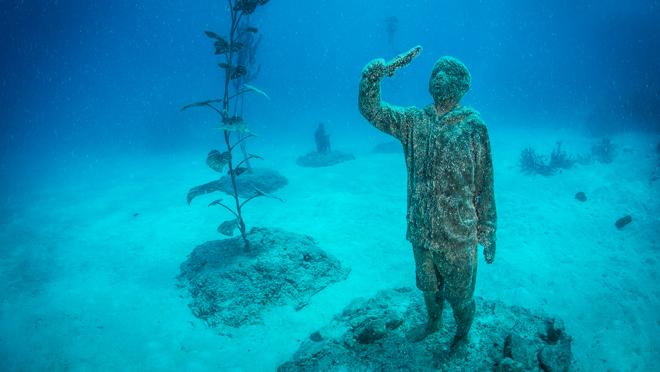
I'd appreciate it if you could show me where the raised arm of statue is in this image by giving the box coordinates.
[358,46,423,143]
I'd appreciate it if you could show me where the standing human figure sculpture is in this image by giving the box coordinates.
[358,47,497,347]
[315,122,331,154]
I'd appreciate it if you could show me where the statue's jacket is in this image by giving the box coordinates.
[359,74,497,251]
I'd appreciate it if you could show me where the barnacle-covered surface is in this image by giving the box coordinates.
[178,228,350,329]
[358,58,496,251]
[279,288,575,371]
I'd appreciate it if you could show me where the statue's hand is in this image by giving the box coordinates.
[384,45,422,77]
[362,46,422,82]
[483,240,496,264]
[362,58,387,82]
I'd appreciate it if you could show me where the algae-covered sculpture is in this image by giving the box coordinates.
[182,0,277,249]
[296,123,355,167]
[358,47,497,348]
[217,16,287,198]
[231,19,262,173]
[177,0,351,336]
[314,123,331,154]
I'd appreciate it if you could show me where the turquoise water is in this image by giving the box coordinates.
[1,1,659,370]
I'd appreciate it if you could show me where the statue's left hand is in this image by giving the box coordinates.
[483,241,496,264]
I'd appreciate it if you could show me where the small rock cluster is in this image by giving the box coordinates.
[615,215,632,229]
[574,192,587,202]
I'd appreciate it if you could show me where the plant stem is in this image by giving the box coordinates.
[224,130,249,248]
[221,1,249,249]
[229,134,254,151]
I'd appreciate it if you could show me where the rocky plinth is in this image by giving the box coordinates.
[279,288,574,371]
[217,167,288,198]
[296,151,355,168]
[178,228,350,329]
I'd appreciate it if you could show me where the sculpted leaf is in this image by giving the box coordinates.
[186,180,222,205]
[217,219,239,236]
[206,150,232,172]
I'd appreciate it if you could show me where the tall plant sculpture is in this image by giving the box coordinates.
[182,0,275,249]
[232,17,265,171]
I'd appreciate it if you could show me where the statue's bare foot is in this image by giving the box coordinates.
[450,332,469,350]
[407,320,442,342]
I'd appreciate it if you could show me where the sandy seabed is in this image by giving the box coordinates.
[1,128,658,371]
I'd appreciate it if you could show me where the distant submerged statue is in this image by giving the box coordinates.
[358,47,497,348]
[314,123,331,154]
[385,16,399,47]
[297,122,355,168]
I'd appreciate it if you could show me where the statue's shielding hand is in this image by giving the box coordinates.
[361,45,422,81]
[483,240,496,264]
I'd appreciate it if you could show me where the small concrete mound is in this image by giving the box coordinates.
[279,288,574,371]
[296,151,355,168]
[217,167,288,198]
[178,228,350,329]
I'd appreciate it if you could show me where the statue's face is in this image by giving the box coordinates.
[429,70,456,103]
[429,57,471,105]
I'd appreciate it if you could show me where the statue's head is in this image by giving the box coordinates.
[428,56,471,106]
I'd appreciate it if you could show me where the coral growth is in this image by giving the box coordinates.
[520,138,621,176]
[548,142,575,170]
[520,142,579,176]
[519,147,555,176]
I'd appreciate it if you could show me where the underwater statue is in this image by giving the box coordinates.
[296,122,355,168]
[314,123,331,154]
[358,47,497,347]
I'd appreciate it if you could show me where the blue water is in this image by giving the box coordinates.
[1,1,659,370]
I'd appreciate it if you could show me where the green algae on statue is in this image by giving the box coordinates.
[358,47,497,348]
[181,0,278,249]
